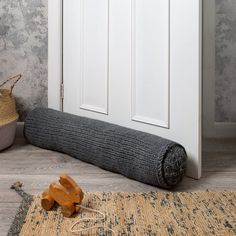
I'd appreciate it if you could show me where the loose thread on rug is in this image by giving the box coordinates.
[70,204,117,235]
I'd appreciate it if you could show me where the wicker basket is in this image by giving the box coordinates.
[0,74,22,151]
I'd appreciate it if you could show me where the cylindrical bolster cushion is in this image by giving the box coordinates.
[24,108,187,188]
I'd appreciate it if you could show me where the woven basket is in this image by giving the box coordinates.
[0,74,21,126]
[0,74,22,151]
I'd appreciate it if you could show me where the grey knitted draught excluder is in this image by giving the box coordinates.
[24,108,187,188]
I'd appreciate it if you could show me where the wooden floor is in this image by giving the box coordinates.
[0,138,236,235]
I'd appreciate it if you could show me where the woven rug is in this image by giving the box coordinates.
[8,189,236,236]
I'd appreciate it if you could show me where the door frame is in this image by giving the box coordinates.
[48,0,202,179]
[48,0,63,111]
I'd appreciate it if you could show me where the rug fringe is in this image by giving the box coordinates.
[8,182,33,236]
[11,181,32,200]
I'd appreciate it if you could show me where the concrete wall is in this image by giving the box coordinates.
[1,0,235,125]
[215,0,236,122]
[0,0,48,120]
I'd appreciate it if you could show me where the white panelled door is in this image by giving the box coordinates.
[63,0,202,179]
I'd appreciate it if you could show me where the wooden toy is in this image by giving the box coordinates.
[41,175,84,217]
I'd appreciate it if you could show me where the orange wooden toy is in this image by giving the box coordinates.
[41,175,84,217]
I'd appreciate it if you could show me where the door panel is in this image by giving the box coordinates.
[131,0,169,128]
[63,0,202,179]
[80,0,109,114]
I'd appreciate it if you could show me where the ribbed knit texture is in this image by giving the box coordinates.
[24,108,187,188]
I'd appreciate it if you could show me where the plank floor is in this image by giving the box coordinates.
[0,138,236,235]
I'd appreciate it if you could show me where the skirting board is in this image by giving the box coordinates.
[16,122,24,138]
[203,121,236,138]
[210,123,236,138]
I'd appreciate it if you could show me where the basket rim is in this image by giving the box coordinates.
[0,115,19,127]
[0,86,19,127]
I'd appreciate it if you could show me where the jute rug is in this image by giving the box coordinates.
[8,187,236,236]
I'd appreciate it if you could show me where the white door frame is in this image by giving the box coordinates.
[48,0,63,111]
[48,0,202,179]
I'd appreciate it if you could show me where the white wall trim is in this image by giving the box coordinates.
[203,0,236,138]
[48,0,63,111]
[211,123,236,138]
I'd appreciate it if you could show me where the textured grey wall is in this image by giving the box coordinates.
[1,1,235,123]
[0,0,48,120]
[215,0,236,122]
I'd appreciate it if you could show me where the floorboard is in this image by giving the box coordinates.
[0,138,236,235]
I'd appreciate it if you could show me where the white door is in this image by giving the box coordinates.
[63,0,202,179]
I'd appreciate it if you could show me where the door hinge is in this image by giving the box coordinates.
[60,83,64,100]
